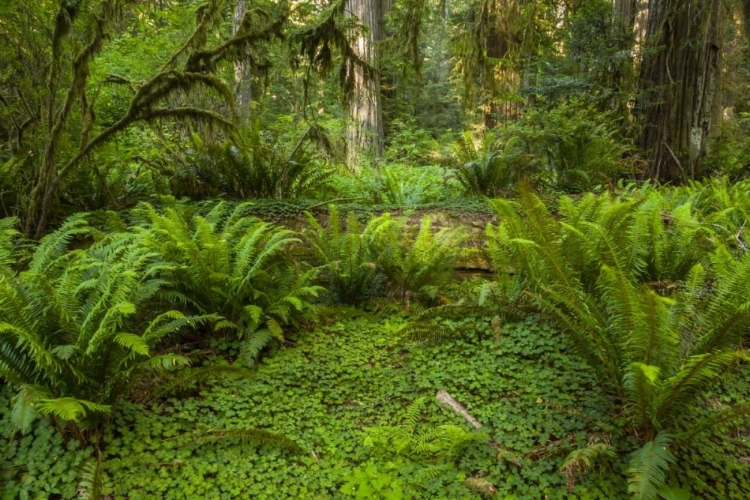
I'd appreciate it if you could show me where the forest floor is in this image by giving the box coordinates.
[4,305,750,499]
[4,195,750,499]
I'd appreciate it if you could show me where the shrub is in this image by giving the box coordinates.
[130,200,322,365]
[453,132,530,196]
[172,131,335,199]
[304,206,395,306]
[487,186,750,497]
[0,216,216,434]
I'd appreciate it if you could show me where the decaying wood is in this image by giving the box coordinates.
[435,389,523,466]
[435,389,483,429]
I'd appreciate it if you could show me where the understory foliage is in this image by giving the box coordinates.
[487,185,750,498]
[5,314,651,499]
[305,207,468,305]
[126,199,322,366]
[172,131,336,199]
[380,216,468,302]
[452,102,633,195]
[0,217,18,269]
[341,397,490,499]
[453,132,529,196]
[0,215,217,433]
[305,207,395,305]
[4,0,750,497]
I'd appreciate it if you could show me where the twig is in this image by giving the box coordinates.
[435,389,483,428]
[663,143,686,180]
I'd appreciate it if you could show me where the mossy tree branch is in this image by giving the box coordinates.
[27,1,286,238]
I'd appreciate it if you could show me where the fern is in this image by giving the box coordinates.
[77,455,104,500]
[359,396,490,494]
[453,132,526,196]
[559,441,616,491]
[379,215,469,303]
[0,217,19,270]
[306,208,469,305]
[627,432,675,500]
[487,184,750,494]
[411,463,452,483]
[35,398,111,422]
[489,185,750,435]
[0,221,220,433]
[133,201,322,344]
[304,207,394,305]
[560,442,616,473]
[172,133,335,199]
[238,329,276,367]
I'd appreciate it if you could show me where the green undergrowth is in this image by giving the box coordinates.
[2,311,749,499]
[116,197,496,224]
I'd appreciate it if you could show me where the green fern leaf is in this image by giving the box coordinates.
[627,432,675,500]
[35,398,111,422]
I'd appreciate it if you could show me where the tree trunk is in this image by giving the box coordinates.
[233,0,252,124]
[612,0,638,35]
[743,0,750,43]
[345,0,392,167]
[608,0,638,119]
[637,0,723,182]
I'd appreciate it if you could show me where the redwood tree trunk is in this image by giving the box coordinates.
[608,0,638,119]
[345,0,392,166]
[612,0,638,35]
[233,0,252,124]
[637,0,723,182]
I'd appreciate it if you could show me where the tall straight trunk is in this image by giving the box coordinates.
[233,0,252,124]
[637,0,723,182]
[612,0,638,35]
[481,0,533,126]
[743,0,750,42]
[345,0,392,167]
[608,0,638,119]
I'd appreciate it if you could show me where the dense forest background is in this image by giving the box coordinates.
[3,0,750,234]
[4,1,750,499]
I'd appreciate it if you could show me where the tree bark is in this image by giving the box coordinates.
[345,0,392,167]
[637,0,723,182]
[743,0,750,43]
[233,0,252,124]
[612,0,638,35]
[608,0,639,119]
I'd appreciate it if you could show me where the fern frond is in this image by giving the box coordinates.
[29,214,91,274]
[238,330,275,367]
[35,398,111,422]
[626,432,674,500]
[412,463,451,482]
[77,455,105,500]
